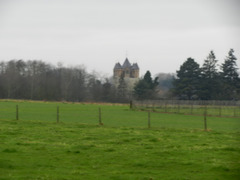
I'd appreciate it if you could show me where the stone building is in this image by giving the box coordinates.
[113,58,139,78]
[112,58,140,98]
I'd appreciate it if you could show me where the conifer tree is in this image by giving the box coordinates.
[117,72,128,102]
[220,49,240,99]
[172,57,201,99]
[199,51,221,100]
[134,71,158,99]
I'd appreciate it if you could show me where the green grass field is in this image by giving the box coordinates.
[0,100,239,131]
[0,100,240,179]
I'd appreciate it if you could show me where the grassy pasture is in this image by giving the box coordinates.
[0,100,239,131]
[0,100,240,179]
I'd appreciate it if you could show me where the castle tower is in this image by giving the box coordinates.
[131,63,139,78]
[122,58,131,78]
[113,62,122,77]
[113,58,140,94]
[113,58,139,78]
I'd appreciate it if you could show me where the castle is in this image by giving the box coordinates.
[113,58,139,78]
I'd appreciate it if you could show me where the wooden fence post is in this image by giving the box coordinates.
[130,100,133,109]
[204,106,207,131]
[57,106,59,123]
[16,105,19,120]
[99,107,103,125]
[148,111,151,128]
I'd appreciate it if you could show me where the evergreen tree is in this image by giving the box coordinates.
[199,51,221,100]
[172,58,201,99]
[201,51,218,78]
[220,49,240,99]
[134,71,158,99]
[117,72,128,102]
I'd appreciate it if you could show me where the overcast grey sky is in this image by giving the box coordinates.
[0,0,239,77]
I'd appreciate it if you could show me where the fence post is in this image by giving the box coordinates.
[16,105,19,120]
[153,101,155,111]
[191,103,193,114]
[204,106,207,131]
[57,106,59,123]
[130,100,133,109]
[148,111,151,128]
[99,107,103,125]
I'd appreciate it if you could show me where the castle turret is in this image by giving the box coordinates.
[113,62,122,77]
[113,58,139,79]
[131,63,139,78]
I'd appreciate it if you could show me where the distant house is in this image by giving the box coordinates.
[113,58,139,78]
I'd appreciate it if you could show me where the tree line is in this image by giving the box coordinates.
[131,49,240,101]
[0,60,174,102]
[171,49,240,100]
[0,49,239,102]
[0,60,122,102]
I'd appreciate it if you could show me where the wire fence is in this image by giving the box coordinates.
[131,100,240,117]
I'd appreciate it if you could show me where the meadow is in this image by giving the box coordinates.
[0,100,240,179]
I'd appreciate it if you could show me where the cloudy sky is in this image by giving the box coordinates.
[0,0,239,77]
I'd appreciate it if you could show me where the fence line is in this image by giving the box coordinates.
[132,100,240,107]
[132,100,240,117]
[0,102,239,131]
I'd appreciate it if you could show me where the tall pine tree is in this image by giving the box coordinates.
[172,58,201,99]
[220,49,240,100]
[199,51,221,100]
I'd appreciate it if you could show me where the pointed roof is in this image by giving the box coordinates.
[131,63,139,70]
[122,58,131,68]
[114,62,122,69]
